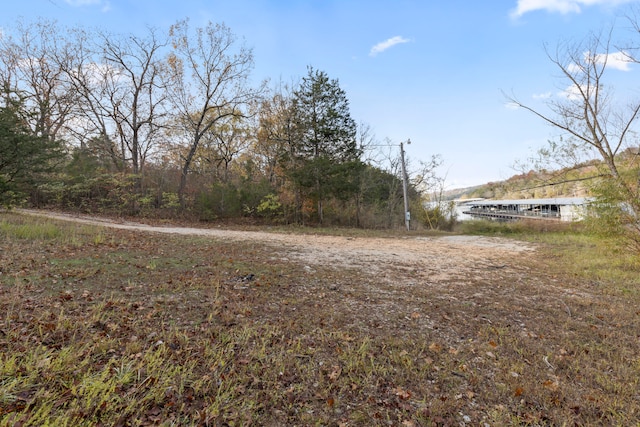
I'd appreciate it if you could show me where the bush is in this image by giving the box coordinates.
[256,193,283,220]
[194,183,243,220]
[417,200,457,231]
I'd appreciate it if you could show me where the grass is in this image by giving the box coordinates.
[460,218,640,292]
[0,217,62,240]
[1,212,640,425]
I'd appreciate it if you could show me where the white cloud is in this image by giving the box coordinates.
[542,51,631,101]
[567,62,583,73]
[510,0,635,19]
[594,51,632,71]
[533,91,553,99]
[369,36,411,57]
[559,84,585,100]
[568,50,632,73]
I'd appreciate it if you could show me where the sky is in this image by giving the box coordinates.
[3,0,640,189]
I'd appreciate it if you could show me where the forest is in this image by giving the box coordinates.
[0,19,450,230]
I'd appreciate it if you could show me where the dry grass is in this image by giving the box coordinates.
[1,212,639,426]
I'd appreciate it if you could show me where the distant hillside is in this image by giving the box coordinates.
[442,185,483,200]
[444,161,606,201]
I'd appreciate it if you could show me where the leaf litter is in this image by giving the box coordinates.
[1,210,639,426]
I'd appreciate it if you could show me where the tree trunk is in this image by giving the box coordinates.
[178,137,201,207]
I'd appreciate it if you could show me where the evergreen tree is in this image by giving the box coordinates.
[0,99,64,206]
[290,66,362,223]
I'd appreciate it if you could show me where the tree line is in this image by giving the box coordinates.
[0,18,451,229]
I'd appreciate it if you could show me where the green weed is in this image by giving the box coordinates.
[0,219,61,240]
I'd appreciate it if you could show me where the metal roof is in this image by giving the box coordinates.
[460,197,591,206]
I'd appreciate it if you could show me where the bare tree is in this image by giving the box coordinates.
[253,82,297,186]
[202,116,251,182]
[95,27,169,176]
[51,25,125,170]
[167,19,261,205]
[506,27,640,247]
[0,19,77,143]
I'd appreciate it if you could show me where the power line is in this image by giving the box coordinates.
[508,174,606,192]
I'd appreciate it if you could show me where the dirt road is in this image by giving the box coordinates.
[19,209,534,285]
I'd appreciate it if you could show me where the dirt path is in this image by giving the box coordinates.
[19,209,535,284]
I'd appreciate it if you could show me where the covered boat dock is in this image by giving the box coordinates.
[461,197,590,221]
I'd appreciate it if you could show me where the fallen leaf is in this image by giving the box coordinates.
[393,387,411,400]
[328,365,341,381]
[543,378,560,391]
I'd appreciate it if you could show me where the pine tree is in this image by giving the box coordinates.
[0,99,64,206]
[289,67,362,223]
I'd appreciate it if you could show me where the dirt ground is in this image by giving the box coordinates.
[9,209,639,425]
[19,209,535,284]
[16,208,552,345]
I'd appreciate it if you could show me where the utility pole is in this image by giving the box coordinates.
[400,140,410,231]
[367,139,412,230]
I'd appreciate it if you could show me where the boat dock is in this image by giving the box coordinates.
[460,197,589,221]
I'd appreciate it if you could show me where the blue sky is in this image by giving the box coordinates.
[3,0,640,188]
